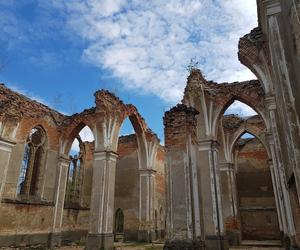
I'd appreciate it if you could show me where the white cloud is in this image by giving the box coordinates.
[225,100,257,117]
[48,0,257,104]
[79,126,94,142]
[70,138,80,154]
[70,126,94,153]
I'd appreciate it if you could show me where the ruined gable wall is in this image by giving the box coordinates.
[0,84,64,200]
[0,84,65,246]
[0,84,163,247]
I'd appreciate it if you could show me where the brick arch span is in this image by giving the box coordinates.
[238,27,274,94]
[182,70,268,139]
[211,80,268,138]
[59,90,157,170]
[220,114,268,163]
[228,118,270,160]
[93,90,154,154]
[59,108,96,155]
[124,104,160,170]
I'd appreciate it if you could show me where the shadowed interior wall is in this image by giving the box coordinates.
[235,138,280,241]
[114,135,140,241]
[114,134,166,241]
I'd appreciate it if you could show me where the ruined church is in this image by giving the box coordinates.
[0,1,300,250]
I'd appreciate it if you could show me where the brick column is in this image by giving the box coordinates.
[163,104,204,250]
[86,151,118,250]
[49,154,71,248]
[0,138,15,202]
[219,162,239,245]
[138,169,156,242]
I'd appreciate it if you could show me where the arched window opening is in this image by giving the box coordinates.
[115,208,124,234]
[117,116,137,158]
[65,125,94,206]
[17,126,47,196]
[120,117,135,136]
[65,137,83,205]
[30,146,44,195]
[225,100,257,118]
[241,132,255,139]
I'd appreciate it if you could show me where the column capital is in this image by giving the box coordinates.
[139,168,156,176]
[94,150,119,162]
[219,162,234,172]
[265,132,275,145]
[263,0,281,16]
[198,139,220,151]
[58,154,71,166]
[0,138,16,152]
[265,94,277,111]
[267,159,273,167]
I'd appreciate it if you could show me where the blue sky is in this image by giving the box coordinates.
[0,0,258,143]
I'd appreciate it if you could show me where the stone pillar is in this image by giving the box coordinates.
[0,138,15,202]
[267,159,284,233]
[219,162,239,245]
[163,104,204,250]
[266,132,296,240]
[49,155,71,248]
[86,151,118,250]
[138,169,156,242]
[198,139,227,250]
[265,95,296,241]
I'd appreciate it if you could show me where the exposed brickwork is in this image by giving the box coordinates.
[156,146,165,162]
[225,217,239,231]
[221,114,266,136]
[237,138,269,164]
[164,104,199,148]
[0,84,64,122]
[238,28,264,68]
[0,84,164,248]
[0,84,64,149]
[183,69,265,112]
[222,115,245,132]
[117,134,138,157]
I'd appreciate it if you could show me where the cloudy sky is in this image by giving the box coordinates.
[0,0,258,143]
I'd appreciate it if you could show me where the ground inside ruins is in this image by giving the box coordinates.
[0,242,285,250]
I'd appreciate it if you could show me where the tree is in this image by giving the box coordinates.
[186,57,199,73]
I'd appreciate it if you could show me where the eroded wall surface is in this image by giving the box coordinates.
[0,84,165,249]
[114,134,166,241]
[235,138,280,241]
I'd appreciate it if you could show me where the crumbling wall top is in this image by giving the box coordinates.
[183,69,265,110]
[0,83,65,124]
[164,104,199,148]
[94,89,126,113]
[222,114,266,134]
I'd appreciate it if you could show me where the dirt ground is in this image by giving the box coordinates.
[0,242,283,250]
[54,242,163,250]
